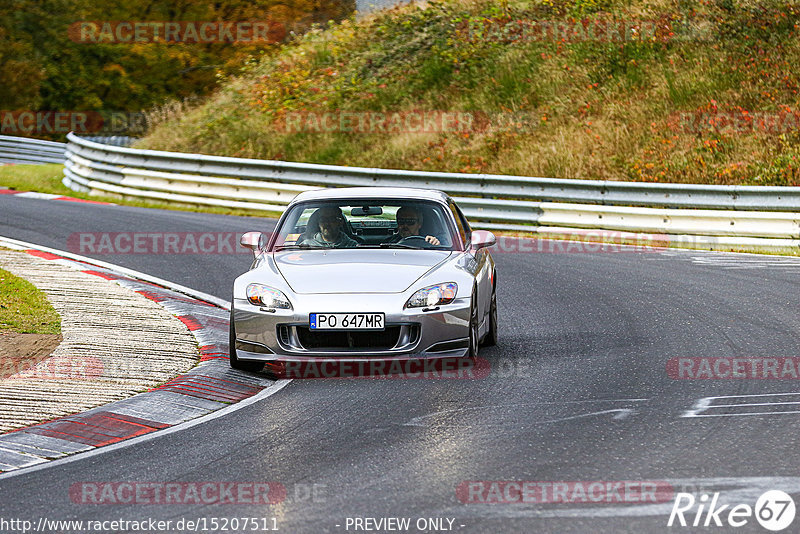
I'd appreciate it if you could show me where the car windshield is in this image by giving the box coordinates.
[270,199,457,251]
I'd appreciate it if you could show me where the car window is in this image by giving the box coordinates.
[271,199,456,250]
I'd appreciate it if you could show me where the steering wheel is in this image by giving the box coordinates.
[397,235,433,247]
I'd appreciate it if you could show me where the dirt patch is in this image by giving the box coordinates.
[0,332,62,379]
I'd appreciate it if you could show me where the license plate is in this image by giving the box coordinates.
[309,313,385,330]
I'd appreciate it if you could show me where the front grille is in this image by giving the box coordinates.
[296,326,404,350]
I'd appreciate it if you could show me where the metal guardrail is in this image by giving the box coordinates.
[64,133,800,211]
[0,135,134,166]
[78,136,136,147]
[0,136,66,165]
[62,133,800,250]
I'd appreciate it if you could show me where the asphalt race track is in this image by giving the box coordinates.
[2,194,800,533]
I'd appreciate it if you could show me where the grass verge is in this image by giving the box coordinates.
[0,264,61,334]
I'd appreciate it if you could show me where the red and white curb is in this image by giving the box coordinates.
[0,236,284,475]
[0,188,113,205]
[0,250,200,432]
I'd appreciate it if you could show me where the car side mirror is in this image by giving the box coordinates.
[240,231,265,257]
[470,230,496,251]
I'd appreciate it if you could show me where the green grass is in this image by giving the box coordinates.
[0,265,61,334]
[134,0,800,186]
[0,164,71,196]
[0,164,282,219]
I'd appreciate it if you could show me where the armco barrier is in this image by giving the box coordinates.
[0,135,133,166]
[60,133,800,250]
[0,135,66,165]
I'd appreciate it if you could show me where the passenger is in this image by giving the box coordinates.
[386,206,441,246]
[300,206,358,248]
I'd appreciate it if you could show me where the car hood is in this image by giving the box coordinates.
[273,249,453,294]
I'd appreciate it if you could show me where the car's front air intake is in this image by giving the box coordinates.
[291,325,419,351]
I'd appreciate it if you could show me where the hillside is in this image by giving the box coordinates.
[137,0,800,186]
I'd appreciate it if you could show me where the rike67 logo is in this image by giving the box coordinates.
[668,490,796,531]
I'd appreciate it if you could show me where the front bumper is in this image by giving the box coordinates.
[232,293,471,362]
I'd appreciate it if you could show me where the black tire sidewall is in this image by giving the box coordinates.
[229,308,240,367]
[468,292,479,358]
[484,285,498,347]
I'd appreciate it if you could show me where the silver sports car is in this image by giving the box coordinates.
[230,187,497,376]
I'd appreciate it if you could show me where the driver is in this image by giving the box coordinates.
[300,206,358,248]
[385,206,440,246]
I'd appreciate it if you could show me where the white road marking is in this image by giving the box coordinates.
[682,393,800,418]
[14,192,61,200]
[670,252,800,270]
[404,400,646,427]
[535,408,637,424]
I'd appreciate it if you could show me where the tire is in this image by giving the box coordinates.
[481,283,498,347]
[468,292,479,358]
[229,309,265,372]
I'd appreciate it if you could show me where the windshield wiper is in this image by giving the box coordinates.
[273,244,315,251]
[378,243,419,249]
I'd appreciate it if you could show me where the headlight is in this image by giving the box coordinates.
[246,283,292,309]
[405,282,458,308]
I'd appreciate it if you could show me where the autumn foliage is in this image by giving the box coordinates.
[0,0,354,137]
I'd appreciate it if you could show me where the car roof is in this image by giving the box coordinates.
[289,187,451,205]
